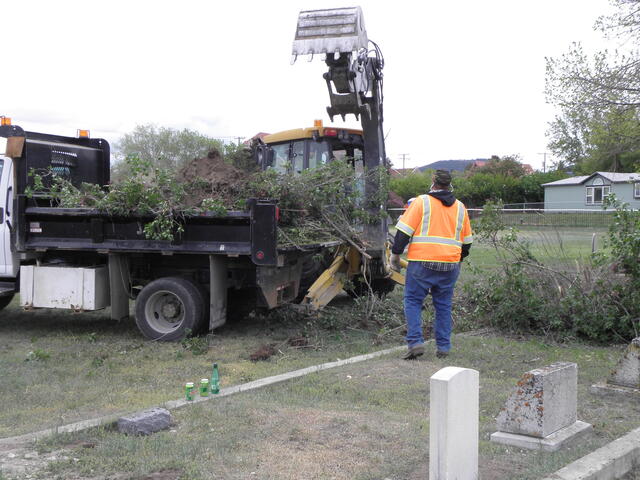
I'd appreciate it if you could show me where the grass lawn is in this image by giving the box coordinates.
[463,226,607,269]
[25,333,640,480]
[0,297,398,438]
[1,225,636,479]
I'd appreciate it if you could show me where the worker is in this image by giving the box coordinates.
[390,169,473,360]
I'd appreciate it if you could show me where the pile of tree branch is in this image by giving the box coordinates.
[28,154,388,247]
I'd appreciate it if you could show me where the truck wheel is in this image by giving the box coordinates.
[135,277,205,341]
[296,251,333,301]
[0,294,14,311]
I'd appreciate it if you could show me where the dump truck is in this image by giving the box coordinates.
[0,119,348,340]
[0,7,403,340]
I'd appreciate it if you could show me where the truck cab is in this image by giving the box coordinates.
[0,137,18,280]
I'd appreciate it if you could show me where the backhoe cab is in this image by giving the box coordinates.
[258,120,364,175]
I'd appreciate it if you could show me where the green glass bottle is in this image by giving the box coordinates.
[211,363,220,394]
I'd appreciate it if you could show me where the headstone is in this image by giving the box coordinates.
[429,367,479,480]
[491,362,592,451]
[591,337,640,397]
[117,408,172,436]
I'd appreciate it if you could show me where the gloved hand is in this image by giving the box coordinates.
[390,253,402,272]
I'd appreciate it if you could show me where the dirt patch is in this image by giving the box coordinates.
[176,149,248,206]
[249,407,420,480]
[0,443,68,479]
[249,344,276,362]
[287,336,309,347]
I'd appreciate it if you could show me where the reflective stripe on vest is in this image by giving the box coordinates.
[418,195,431,237]
[411,236,463,247]
[454,202,465,241]
[408,196,467,262]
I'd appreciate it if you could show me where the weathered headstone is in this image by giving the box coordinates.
[591,337,640,397]
[117,408,172,436]
[490,362,592,452]
[429,367,479,480]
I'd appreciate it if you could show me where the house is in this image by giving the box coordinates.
[542,172,640,210]
[418,159,489,173]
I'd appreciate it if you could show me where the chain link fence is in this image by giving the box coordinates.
[467,208,614,228]
[388,207,614,228]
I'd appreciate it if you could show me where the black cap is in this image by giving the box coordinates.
[434,169,452,186]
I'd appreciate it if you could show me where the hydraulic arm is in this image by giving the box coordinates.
[292,7,403,309]
[292,6,388,254]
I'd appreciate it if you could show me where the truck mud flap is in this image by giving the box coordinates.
[256,261,303,309]
[249,199,277,266]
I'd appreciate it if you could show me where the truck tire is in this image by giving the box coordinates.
[0,294,14,311]
[135,277,205,341]
[296,251,333,301]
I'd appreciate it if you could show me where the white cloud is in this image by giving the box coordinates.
[1,0,616,170]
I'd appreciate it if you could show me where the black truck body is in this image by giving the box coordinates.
[0,124,336,340]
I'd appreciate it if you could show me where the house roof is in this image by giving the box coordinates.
[542,171,640,187]
[390,167,421,177]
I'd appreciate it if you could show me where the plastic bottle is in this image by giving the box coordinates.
[211,363,220,394]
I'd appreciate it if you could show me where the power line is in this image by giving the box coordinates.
[398,153,410,173]
[537,152,550,173]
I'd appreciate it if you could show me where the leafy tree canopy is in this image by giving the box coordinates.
[113,124,229,182]
[546,0,640,173]
[390,168,568,207]
[471,155,527,177]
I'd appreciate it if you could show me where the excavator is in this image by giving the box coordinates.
[257,6,406,309]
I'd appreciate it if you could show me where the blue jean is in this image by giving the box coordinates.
[404,261,461,352]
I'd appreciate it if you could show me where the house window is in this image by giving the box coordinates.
[585,184,610,205]
[635,182,640,198]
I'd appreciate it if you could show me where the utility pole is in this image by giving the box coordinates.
[398,153,410,174]
[537,152,549,173]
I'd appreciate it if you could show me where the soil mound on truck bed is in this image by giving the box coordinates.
[177,148,248,206]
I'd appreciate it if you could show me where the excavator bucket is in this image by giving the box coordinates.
[291,6,368,62]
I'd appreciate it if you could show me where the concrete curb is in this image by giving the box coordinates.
[542,427,640,480]
[0,345,405,447]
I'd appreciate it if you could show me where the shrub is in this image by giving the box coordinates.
[464,201,639,342]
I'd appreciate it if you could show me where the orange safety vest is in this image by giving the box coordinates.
[395,194,473,263]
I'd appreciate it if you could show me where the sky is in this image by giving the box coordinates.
[1,0,619,171]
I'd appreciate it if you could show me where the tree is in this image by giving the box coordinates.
[546,1,640,173]
[473,155,527,177]
[548,103,640,173]
[113,124,226,182]
[389,170,433,201]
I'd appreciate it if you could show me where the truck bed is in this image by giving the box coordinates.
[16,199,280,266]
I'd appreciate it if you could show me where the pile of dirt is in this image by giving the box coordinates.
[176,149,249,207]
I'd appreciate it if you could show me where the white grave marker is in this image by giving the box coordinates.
[429,366,479,480]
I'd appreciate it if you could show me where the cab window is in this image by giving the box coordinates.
[291,141,304,174]
[309,141,331,170]
[271,143,290,173]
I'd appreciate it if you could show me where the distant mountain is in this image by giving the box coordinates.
[416,159,488,172]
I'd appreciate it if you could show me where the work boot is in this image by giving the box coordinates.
[402,344,425,360]
[436,350,449,359]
